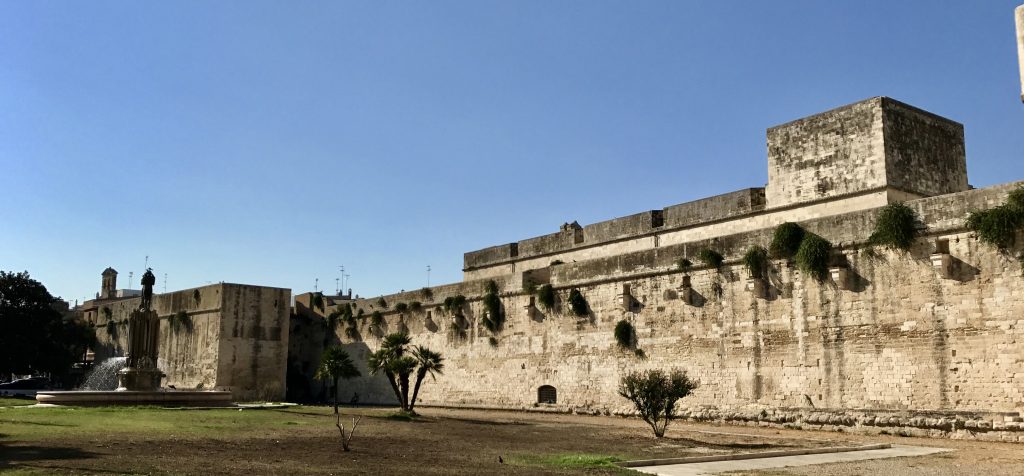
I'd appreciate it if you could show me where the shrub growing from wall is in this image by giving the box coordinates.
[697,249,723,269]
[795,234,833,282]
[614,320,636,349]
[742,246,769,280]
[170,310,192,333]
[770,222,805,259]
[482,281,503,332]
[370,311,384,329]
[536,284,555,310]
[568,289,588,317]
[869,202,920,252]
[443,295,466,317]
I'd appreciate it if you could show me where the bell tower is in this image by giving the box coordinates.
[101,267,117,299]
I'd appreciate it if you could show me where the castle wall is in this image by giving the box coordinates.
[89,283,290,400]
[216,284,290,401]
[317,182,1024,423]
[463,189,894,283]
[881,99,968,198]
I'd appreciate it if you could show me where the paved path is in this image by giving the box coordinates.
[632,445,950,475]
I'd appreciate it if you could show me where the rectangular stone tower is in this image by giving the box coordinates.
[765,97,967,210]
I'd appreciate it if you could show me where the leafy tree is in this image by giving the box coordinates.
[0,271,95,379]
[366,333,444,415]
[315,346,361,414]
[618,369,698,438]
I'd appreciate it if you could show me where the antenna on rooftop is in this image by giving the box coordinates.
[128,271,134,291]
[426,265,431,287]
[164,273,168,293]
[314,278,319,293]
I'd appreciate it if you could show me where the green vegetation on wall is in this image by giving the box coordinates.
[482,280,503,332]
[394,302,409,314]
[769,222,805,259]
[869,202,921,252]
[742,246,769,280]
[676,258,692,272]
[795,233,833,282]
[568,289,588,317]
[697,249,723,270]
[443,295,467,317]
[370,311,384,329]
[170,310,193,333]
[966,188,1024,251]
[420,287,434,301]
[536,284,555,310]
[376,297,388,309]
[311,293,325,312]
[614,320,635,349]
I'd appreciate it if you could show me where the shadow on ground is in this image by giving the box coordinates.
[0,442,100,471]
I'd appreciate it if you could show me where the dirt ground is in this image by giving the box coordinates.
[3,405,1024,475]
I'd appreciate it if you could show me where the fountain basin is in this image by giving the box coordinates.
[36,390,233,407]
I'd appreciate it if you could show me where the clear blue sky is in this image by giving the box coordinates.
[2,1,1022,304]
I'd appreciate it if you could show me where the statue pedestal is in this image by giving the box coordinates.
[116,367,164,392]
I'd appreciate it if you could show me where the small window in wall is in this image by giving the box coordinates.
[538,385,557,404]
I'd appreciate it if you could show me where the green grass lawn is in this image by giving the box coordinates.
[0,397,35,407]
[0,404,330,441]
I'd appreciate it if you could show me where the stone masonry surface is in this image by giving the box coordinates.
[290,97,1024,441]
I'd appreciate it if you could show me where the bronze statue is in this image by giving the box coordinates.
[118,268,164,390]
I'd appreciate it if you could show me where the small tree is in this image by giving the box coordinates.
[618,369,698,438]
[367,333,444,415]
[408,346,445,413]
[367,333,411,410]
[315,346,361,414]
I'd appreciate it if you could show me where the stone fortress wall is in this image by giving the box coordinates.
[90,283,290,401]
[291,97,1024,440]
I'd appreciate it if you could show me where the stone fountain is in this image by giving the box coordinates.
[36,269,233,406]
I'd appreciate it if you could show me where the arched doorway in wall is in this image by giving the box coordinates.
[537,385,557,404]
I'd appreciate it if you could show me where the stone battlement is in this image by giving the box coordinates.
[463,97,967,279]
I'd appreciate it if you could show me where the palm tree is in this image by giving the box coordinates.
[408,346,444,414]
[367,333,412,410]
[315,346,361,414]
